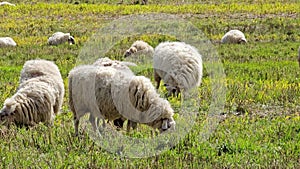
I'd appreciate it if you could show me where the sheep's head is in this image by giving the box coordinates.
[68,36,75,45]
[238,38,247,44]
[0,99,17,126]
[150,116,176,133]
[124,47,137,57]
[147,100,176,133]
[164,84,180,98]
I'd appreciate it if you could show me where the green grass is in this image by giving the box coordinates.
[0,1,300,168]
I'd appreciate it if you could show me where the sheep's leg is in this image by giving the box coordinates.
[154,71,161,89]
[74,116,79,136]
[89,115,97,132]
[125,120,138,133]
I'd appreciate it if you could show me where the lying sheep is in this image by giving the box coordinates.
[48,32,75,45]
[221,30,247,44]
[153,41,203,97]
[0,37,17,47]
[124,40,154,57]
[68,65,175,136]
[0,1,15,6]
[0,59,64,127]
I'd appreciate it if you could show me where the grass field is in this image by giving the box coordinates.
[0,0,300,168]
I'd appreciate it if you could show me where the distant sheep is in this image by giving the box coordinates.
[0,37,17,47]
[0,1,15,6]
[0,59,64,127]
[153,41,203,97]
[124,40,154,57]
[221,30,247,44]
[48,32,75,45]
[68,65,175,136]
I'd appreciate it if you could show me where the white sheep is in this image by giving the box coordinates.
[0,59,64,126]
[153,41,203,97]
[19,59,65,115]
[221,30,247,44]
[0,1,15,6]
[0,37,17,47]
[68,65,175,136]
[93,57,137,131]
[48,32,75,45]
[124,40,154,57]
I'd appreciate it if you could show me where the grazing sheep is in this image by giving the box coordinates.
[0,37,17,47]
[298,46,300,67]
[0,59,64,127]
[68,65,175,136]
[221,30,247,44]
[48,32,75,45]
[19,59,65,115]
[153,41,203,97]
[0,1,15,6]
[124,40,154,57]
[93,57,137,131]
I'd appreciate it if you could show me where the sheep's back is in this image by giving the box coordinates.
[153,42,202,90]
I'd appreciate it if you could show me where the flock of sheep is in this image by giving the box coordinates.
[0,38,207,135]
[1,2,299,136]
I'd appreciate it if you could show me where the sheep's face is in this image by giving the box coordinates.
[164,84,180,97]
[68,36,75,45]
[238,38,247,44]
[153,117,175,133]
[124,47,137,57]
[0,107,15,126]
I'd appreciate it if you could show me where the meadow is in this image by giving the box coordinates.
[0,0,300,168]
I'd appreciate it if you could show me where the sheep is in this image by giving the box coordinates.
[0,1,15,6]
[153,41,203,97]
[298,46,300,67]
[19,59,65,115]
[124,40,154,57]
[221,30,247,44]
[0,37,17,47]
[48,32,75,45]
[68,65,175,136]
[93,57,137,131]
[0,59,64,127]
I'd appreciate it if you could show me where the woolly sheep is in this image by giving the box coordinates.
[48,32,75,45]
[124,40,154,57]
[153,41,203,97]
[0,59,64,127]
[0,37,17,47]
[0,1,15,6]
[221,30,247,44]
[68,65,175,136]
[19,59,65,115]
[93,57,137,131]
